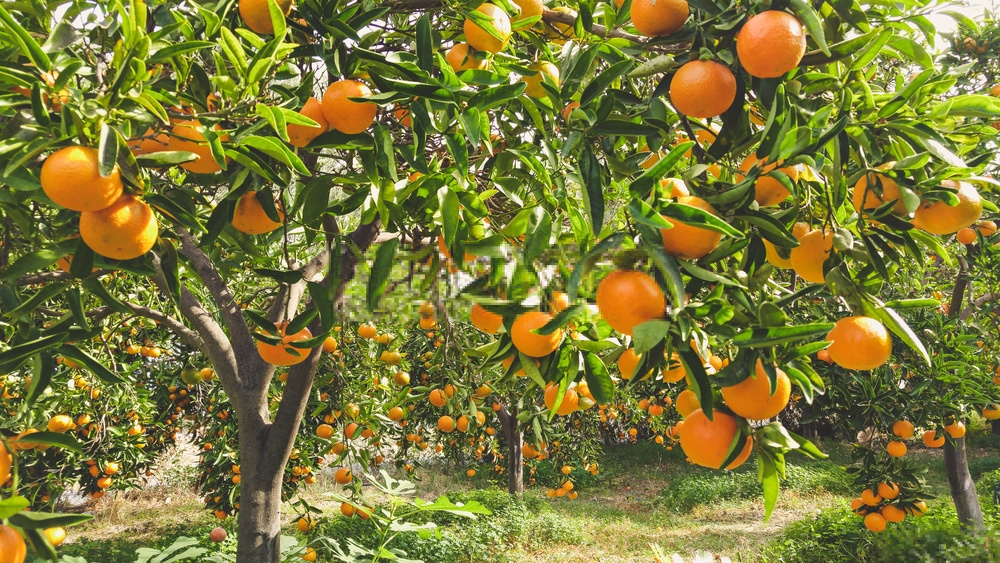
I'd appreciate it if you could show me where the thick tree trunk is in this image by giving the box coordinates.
[235,443,285,562]
[496,403,523,494]
[992,420,1000,435]
[944,436,984,528]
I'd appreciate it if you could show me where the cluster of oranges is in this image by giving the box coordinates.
[40,146,157,262]
[851,481,926,533]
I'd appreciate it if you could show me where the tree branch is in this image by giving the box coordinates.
[125,304,207,352]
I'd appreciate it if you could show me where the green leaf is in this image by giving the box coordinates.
[366,239,399,312]
[416,14,433,72]
[732,323,834,347]
[872,305,930,366]
[27,354,54,405]
[679,348,713,417]
[758,450,780,522]
[0,4,51,70]
[15,431,84,454]
[241,135,309,175]
[662,201,742,238]
[57,344,125,384]
[5,282,70,318]
[578,145,605,235]
[629,142,693,199]
[535,303,585,335]
[0,496,30,519]
[467,82,527,111]
[632,320,671,355]
[438,187,460,247]
[267,0,288,36]
[0,248,65,280]
[580,59,632,107]
[567,232,627,301]
[787,0,830,56]
[582,351,614,404]
[148,41,216,63]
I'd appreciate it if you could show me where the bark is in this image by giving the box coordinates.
[944,436,984,528]
[496,403,523,494]
[235,439,286,563]
[992,420,1000,435]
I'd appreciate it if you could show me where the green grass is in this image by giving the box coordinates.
[50,436,1000,563]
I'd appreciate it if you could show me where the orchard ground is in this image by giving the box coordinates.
[49,419,1000,563]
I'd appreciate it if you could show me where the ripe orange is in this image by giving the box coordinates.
[387,406,404,421]
[322,80,378,135]
[340,502,356,517]
[956,227,977,245]
[43,526,66,546]
[789,227,833,283]
[464,3,511,54]
[543,383,579,415]
[316,424,334,439]
[47,415,74,433]
[617,348,645,380]
[660,196,723,260]
[887,441,907,457]
[908,500,927,516]
[238,0,292,34]
[737,153,798,207]
[169,120,229,174]
[912,180,983,235]
[720,359,791,420]
[679,409,746,469]
[445,43,489,72]
[675,389,700,418]
[595,269,666,336]
[286,97,329,148]
[40,146,123,212]
[881,504,906,523]
[864,512,887,533]
[861,488,883,506]
[630,0,689,37]
[296,516,315,533]
[256,322,313,366]
[977,220,997,236]
[522,61,559,99]
[334,468,353,484]
[850,498,865,515]
[79,194,159,260]
[393,371,410,386]
[853,169,907,217]
[429,389,448,407]
[510,311,562,357]
[945,420,966,439]
[358,323,377,339]
[825,316,892,371]
[232,192,285,234]
[0,525,26,562]
[669,60,736,119]
[922,429,944,448]
[470,303,503,334]
[878,481,900,500]
[662,353,686,382]
[322,336,338,353]
[735,11,806,78]
[0,441,9,485]
[438,415,456,432]
[892,420,914,440]
[983,405,1000,420]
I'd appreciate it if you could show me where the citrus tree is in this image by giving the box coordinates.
[3,0,1000,560]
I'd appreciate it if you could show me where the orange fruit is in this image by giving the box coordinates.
[679,409,746,469]
[945,420,966,438]
[510,311,562,357]
[618,348,646,380]
[922,430,944,448]
[464,3,511,54]
[763,224,809,269]
[40,146,123,212]
[864,512,887,533]
[47,415,74,433]
[445,43,489,72]
[660,195,723,260]
[992,85,1000,96]
[43,526,66,546]
[825,316,892,371]
[789,227,833,283]
[957,227,977,245]
[850,498,865,515]
[908,500,927,517]
[358,323,377,339]
[316,424,334,439]
[662,353,686,382]
[334,468,352,484]
[256,322,313,366]
[735,11,806,78]
[429,389,448,407]
[878,482,900,500]
[340,502,356,517]
[630,0,689,37]
[543,6,576,44]
[0,441,9,485]
[853,169,907,217]
[737,153,799,207]
[79,194,159,260]
[660,177,690,198]
[322,80,378,135]
[387,406,404,421]
[595,269,666,336]
[232,192,285,234]
[322,336,338,353]
[720,359,791,420]
[669,60,736,119]
[892,420,914,440]
[551,291,570,314]
[543,383,579,416]
[522,61,559,99]
[470,303,503,334]
[438,415,456,432]
[675,389,700,418]
[296,516,315,532]
[97,476,113,489]
[912,180,983,235]
[861,488,883,506]
[238,0,292,34]
[0,525,26,562]
[983,405,1000,420]
[169,120,229,174]
[977,220,997,236]
[286,97,329,147]
[881,504,906,523]
[887,440,906,457]
[512,0,544,20]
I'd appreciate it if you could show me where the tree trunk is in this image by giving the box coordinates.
[992,420,1000,435]
[944,436,984,528]
[496,403,523,494]
[235,442,284,562]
